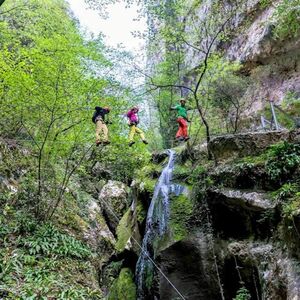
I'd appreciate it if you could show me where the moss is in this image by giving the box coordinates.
[137,163,162,179]
[135,162,162,194]
[115,210,131,252]
[169,194,193,242]
[108,268,136,300]
[238,154,266,166]
[136,201,147,224]
[173,164,190,181]
[138,177,157,193]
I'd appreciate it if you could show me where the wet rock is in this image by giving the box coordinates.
[207,188,278,239]
[209,163,269,190]
[208,130,300,162]
[151,150,169,164]
[98,180,130,233]
[158,233,221,300]
[210,188,275,211]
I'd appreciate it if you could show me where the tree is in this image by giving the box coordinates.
[0,0,143,219]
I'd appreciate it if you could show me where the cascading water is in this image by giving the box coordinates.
[135,149,185,299]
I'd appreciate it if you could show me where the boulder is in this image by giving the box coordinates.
[98,180,129,233]
[83,199,115,255]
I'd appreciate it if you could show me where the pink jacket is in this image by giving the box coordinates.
[127,109,139,124]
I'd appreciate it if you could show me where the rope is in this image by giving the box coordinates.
[100,196,186,300]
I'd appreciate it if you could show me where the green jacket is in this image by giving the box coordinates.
[174,104,187,119]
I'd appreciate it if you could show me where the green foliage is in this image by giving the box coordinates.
[21,223,92,259]
[0,248,102,299]
[208,62,250,133]
[272,0,300,40]
[94,143,151,184]
[259,0,272,9]
[233,287,251,300]
[272,182,300,219]
[189,165,207,183]
[282,192,300,219]
[265,142,300,182]
[0,0,148,219]
[108,268,136,300]
[274,183,299,201]
[136,200,147,224]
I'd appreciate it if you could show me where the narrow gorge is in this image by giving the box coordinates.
[0,0,299,299]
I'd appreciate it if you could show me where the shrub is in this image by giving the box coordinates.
[233,287,251,300]
[265,142,300,182]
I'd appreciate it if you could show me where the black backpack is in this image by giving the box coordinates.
[92,111,98,124]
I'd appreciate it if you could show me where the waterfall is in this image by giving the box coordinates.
[135,149,184,299]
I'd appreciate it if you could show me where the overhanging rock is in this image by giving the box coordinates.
[208,129,300,162]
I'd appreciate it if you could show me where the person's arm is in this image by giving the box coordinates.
[170,105,178,110]
[126,110,132,118]
[92,111,97,123]
[105,110,112,124]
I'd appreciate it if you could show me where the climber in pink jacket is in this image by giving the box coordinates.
[126,107,148,147]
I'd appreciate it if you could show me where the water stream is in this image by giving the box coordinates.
[135,149,184,299]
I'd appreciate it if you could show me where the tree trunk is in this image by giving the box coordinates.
[194,94,212,159]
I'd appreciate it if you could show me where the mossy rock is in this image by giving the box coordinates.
[108,268,136,300]
[135,162,162,194]
[172,164,190,181]
[169,194,193,242]
[115,210,132,252]
[138,177,157,194]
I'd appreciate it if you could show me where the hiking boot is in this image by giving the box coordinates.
[129,141,135,147]
[142,140,149,145]
[103,141,111,145]
[176,136,184,142]
[96,141,102,146]
[184,137,190,142]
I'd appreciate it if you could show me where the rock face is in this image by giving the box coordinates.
[148,133,300,300]
[209,129,300,162]
[209,188,275,210]
[158,233,221,300]
[183,0,300,113]
[98,180,130,233]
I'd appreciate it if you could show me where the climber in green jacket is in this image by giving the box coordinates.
[171,99,190,141]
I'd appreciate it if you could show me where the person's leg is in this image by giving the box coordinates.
[129,125,136,142]
[176,118,184,139]
[135,126,146,141]
[181,119,188,138]
[101,122,109,142]
[96,120,102,144]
